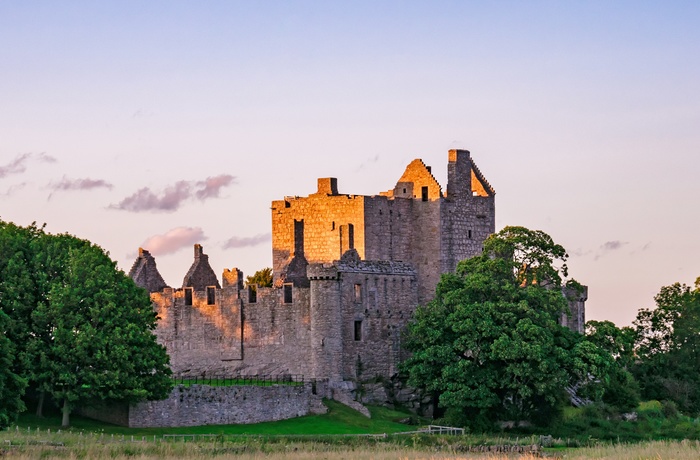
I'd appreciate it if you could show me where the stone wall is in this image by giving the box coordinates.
[78,403,130,427]
[154,282,315,377]
[129,384,326,428]
[83,383,327,428]
[271,184,367,285]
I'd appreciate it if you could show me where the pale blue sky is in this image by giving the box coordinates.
[1,2,699,325]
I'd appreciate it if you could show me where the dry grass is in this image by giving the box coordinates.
[3,435,700,459]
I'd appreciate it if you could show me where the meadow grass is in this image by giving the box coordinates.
[2,438,700,459]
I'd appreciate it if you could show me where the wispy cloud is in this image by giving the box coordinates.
[0,182,27,197]
[48,177,113,199]
[222,233,271,249]
[0,152,56,179]
[140,227,206,256]
[195,175,236,200]
[111,175,235,213]
[594,240,629,260]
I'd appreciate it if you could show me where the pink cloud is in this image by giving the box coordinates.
[140,227,207,256]
[222,233,271,249]
[195,174,236,200]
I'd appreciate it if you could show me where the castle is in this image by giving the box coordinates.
[129,149,585,385]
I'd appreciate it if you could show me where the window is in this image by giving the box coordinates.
[468,229,472,239]
[354,320,362,341]
[206,286,216,305]
[421,186,428,201]
[283,283,293,304]
[248,285,257,303]
[184,288,193,306]
[354,284,362,303]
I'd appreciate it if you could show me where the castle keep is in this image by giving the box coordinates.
[129,149,584,385]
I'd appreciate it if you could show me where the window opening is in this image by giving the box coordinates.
[354,320,362,341]
[468,229,472,239]
[184,288,193,306]
[283,283,293,304]
[206,286,216,305]
[354,284,362,303]
[421,186,428,201]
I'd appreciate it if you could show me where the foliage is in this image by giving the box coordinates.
[246,267,273,288]
[0,220,172,427]
[402,226,612,429]
[632,279,700,414]
[585,321,640,412]
[0,309,26,428]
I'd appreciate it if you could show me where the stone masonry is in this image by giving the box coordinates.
[129,149,584,390]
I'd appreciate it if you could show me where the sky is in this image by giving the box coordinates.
[1,1,699,326]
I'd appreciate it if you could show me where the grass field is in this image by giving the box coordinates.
[6,399,700,458]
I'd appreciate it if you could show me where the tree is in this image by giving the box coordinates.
[585,320,640,412]
[0,220,40,423]
[403,226,611,428]
[0,220,172,427]
[36,243,172,426]
[0,309,26,429]
[246,267,273,288]
[632,279,700,414]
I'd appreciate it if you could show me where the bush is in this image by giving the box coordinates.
[661,400,680,419]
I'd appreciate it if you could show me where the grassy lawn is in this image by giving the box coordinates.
[14,400,418,436]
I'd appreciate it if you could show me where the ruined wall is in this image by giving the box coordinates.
[440,150,496,274]
[129,384,326,428]
[307,255,418,381]
[235,286,314,376]
[153,286,243,375]
[154,284,314,377]
[271,180,366,285]
[561,285,588,334]
[336,268,417,380]
[84,384,327,428]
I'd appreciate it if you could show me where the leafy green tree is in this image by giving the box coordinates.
[403,226,611,429]
[0,220,41,422]
[36,243,172,426]
[0,309,26,428]
[632,279,700,414]
[1,220,172,427]
[585,320,640,412]
[246,267,273,288]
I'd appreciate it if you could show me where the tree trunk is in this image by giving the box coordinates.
[36,390,45,417]
[61,398,70,427]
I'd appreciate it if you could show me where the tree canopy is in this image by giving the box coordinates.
[402,226,611,428]
[631,279,700,414]
[246,267,273,288]
[0,220,172,427]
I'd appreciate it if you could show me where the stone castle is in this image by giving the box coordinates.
[129,149,585,386]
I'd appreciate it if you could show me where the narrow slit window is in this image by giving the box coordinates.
[468,229,472,239]
[354,320,362,341]
[184,288,193,306]
[283,284,293,304]
[248,285,257,303]
[354,284,362,303]
[421,186,428,201]
[206,286,216,305]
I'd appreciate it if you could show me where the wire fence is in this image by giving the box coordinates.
[171,373,306,387]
